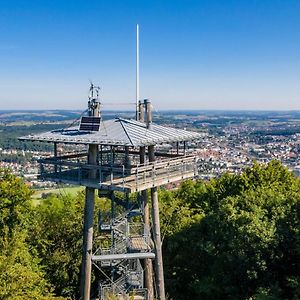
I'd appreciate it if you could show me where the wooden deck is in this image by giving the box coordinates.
[39,155,198,192]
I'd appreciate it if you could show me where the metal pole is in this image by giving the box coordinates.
[136,24,140,121]
[148,145,165,300]
[140,146,154,299]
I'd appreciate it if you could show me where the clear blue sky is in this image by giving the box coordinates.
[0,0,299,110]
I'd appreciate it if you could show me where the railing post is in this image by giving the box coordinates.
[110,167,113,185]
[100,166,103,184]
[152,164,155,183]
[135,165,139,190]
[122,165,125,189]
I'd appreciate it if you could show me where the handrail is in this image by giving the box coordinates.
[40,154,196,173]
[39,158,126,173]
[54,151,87,160]
[39,154,198,190]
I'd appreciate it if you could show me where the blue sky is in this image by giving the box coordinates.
[0,0,299,110]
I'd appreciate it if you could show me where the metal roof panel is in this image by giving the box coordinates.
[19,117,201,146]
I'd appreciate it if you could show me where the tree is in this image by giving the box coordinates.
[29,191,111,299]
[0,169,32,237]
[0,169,59,299]
[0,232,59,300]
[161,161,300,300]
[28,193,84,298]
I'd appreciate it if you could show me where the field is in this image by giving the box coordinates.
[33,185,84,199]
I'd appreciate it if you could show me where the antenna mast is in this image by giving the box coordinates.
[136,24,139,121]
[88,82,101,117]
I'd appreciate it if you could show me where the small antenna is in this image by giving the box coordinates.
[136,24,139,121]
[88,82,101,117]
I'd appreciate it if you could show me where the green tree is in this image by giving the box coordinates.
[162,161,300,300]
[0,169,59,299]
[29,193,84,298]
[29,191,111,299]
[0,232,58,300]
[0,169,32,236]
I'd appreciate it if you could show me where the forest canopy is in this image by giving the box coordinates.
[0,160,299,299]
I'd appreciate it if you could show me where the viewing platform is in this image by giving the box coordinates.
[39,153,198,192]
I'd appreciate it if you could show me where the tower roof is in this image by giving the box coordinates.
[19,117,201,147]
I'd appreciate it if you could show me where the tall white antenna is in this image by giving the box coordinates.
[136,24,139,120]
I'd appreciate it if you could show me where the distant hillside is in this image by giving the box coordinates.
[0,110,82,123]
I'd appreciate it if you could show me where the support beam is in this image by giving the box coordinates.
[148,145,165,300]
[125,146,130,168]
[92,252,155,261]
[140,146,154,299]
[148,145,155,162]
[80,143,98,300]
[140,145,146,164]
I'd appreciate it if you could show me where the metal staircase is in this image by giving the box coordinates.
[93,207,153,300]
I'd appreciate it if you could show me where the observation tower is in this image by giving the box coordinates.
[19,24,202,300]
[20,84,200,300]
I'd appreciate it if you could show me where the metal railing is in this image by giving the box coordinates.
[96,216,152,258]
[99,260,147,300]
[95,211,152,299]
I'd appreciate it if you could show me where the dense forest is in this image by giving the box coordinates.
[0,124,64,151]
[0,161,299,299]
